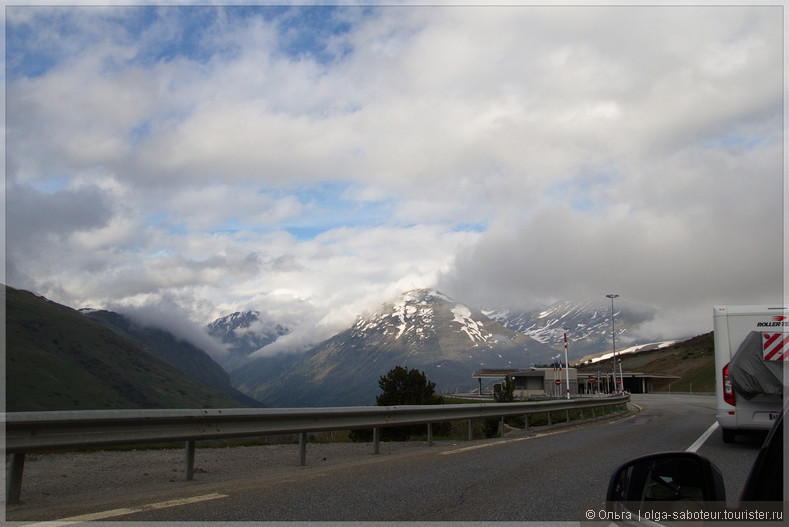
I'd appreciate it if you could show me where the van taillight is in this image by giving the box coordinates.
[722,363,735,406]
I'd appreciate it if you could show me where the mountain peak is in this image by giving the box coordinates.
[207,290,663,406]
[204,311,289,371]
[399,288,454,304]
[234,289,558,406]
[206,311,261,336]
[351,288,538,351]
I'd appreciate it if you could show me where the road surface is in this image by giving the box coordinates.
[7,394,764,523]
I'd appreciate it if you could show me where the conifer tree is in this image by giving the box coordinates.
[350,366,448,441]
[376,366,443,406]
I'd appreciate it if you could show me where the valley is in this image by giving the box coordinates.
[6,285,709,410]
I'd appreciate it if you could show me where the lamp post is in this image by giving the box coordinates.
[563,327,571,399]
[606,294,620,393]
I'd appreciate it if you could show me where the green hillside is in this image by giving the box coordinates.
[82,309,263,407]
[621,332,715,392]
[5,285,244,411]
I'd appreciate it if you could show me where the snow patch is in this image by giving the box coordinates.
[451,304,490,343]
[581,340,678,365]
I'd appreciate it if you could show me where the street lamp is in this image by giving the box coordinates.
[606,294,620,393]
[563,327,571,399]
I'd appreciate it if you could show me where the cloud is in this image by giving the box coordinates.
[164,185,304,232]
[112,295,230,361]
[439,137,783,331]
[5,5,783,349]
[7,184,114,239]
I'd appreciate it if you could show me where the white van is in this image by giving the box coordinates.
[713,305,786,443]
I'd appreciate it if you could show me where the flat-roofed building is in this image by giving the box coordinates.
[472,368,680,397]
[472,368,578,398]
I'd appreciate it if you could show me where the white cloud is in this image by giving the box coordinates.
[164,185,304,231]
[112,295,231,361]
[5,5,783,349]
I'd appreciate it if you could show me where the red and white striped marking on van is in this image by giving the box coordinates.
[762,332,789,361]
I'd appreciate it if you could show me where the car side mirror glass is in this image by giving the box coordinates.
[607,452,726,509]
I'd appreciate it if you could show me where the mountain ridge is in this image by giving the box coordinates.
[82,309,263,408]
[5,285,246,411]
[7,282,690,411]
[212,293,664,369]
[229,289,559,407]
[484,297,660,360]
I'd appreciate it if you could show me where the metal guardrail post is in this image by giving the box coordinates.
[427,423,433,446]
[185,441,195,481]
[524,414,529,432]
[299,433,307,466]
[468,419,473,441]
[7,453,25,505]
[373,427,380,455]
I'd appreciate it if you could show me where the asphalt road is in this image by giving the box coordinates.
[9,393,765,524]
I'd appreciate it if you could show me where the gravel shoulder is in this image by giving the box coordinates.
[5,406,637,522]
[5,439,449,521]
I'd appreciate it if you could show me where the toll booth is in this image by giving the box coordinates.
[474,368,679,397]
[472,368,578,398]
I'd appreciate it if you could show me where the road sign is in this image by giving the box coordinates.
[555,379,561,385]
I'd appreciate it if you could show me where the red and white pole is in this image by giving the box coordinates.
[563,332,570,399]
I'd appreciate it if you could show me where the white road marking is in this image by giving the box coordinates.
[686,421,720,453]
[24,492,228,526]
[442,403,639,456]
[441,429,568,456]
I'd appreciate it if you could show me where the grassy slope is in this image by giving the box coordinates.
[6,286,244,411]
[619,332,715,392]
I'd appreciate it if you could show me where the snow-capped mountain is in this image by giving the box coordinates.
[205,311,289,372]
[230,289,557,407]
[203,290,666,407]
[350,289,533,353]
[206,311,262,338]
[484,298,658,360]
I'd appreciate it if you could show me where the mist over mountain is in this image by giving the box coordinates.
[228,289,558,407]
[6,286,246,411]
[9,278,677,411]
[82,309,264,408]
[205,311,290,372]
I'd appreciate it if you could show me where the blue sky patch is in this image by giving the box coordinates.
[702,133,763,151]
[279,181,394,241]
[28,174,70,194]
[7,5,368,81]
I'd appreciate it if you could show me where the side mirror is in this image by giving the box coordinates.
[607,452,726,509]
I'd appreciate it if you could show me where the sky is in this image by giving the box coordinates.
[4,2,785,357]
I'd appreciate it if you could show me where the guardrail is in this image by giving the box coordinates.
[4,395,629,505]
